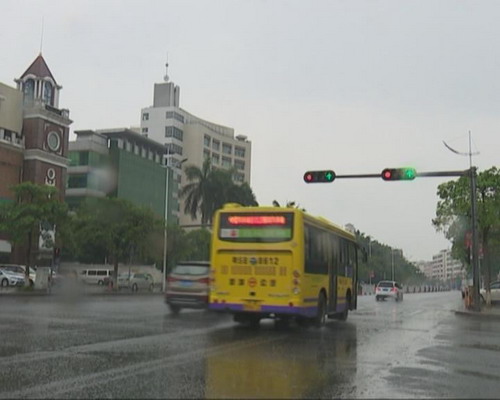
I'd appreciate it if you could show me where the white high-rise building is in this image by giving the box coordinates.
[430,249,465,282]
[140,62,252,227]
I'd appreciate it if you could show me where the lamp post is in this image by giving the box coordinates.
[391,249,401,281]
[162,155,188,292]
[391,250,395,281]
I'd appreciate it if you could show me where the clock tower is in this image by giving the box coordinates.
[15,53,72,201]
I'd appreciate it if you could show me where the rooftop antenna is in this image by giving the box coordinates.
[39,17,44,54]
[164,53,169,82]
[443,131,479,169]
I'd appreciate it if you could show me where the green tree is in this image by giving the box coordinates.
[71,198,160,287]
[184,228,211,261]
[180,158,258,225]
[0,182,69,284]
[433,167,500,303]
[356,232,425,286]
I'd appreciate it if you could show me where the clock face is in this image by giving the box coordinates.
[47,131,61,152]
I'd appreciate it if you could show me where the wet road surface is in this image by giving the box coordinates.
[0,291,499,398]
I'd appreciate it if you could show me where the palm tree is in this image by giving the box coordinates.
[180,159,259,225]
[180,158,214,225]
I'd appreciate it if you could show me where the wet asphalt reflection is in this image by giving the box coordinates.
[0,291,499,398]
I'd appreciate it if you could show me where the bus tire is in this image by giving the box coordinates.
[314,293,327,328]
[339,292,350,321]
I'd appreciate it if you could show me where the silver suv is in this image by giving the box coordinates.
[165,261,210,314]
[375,280,404,301]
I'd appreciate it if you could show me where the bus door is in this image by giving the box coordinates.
[328,267,337,314]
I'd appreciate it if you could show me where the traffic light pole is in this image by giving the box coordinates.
[469,167,481,311]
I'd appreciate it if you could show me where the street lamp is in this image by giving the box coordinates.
[162,154,188,292]
[391,249,401,281]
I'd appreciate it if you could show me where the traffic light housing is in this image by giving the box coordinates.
[303,170,336,183]
[381,167,416,181]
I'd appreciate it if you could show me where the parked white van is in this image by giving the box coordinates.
[79,269,113,285]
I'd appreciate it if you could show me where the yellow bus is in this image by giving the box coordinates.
[209,203,359,326]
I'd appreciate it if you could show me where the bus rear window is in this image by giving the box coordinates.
[219,212,293,242]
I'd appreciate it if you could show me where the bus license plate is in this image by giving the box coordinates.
[243,302,261,312]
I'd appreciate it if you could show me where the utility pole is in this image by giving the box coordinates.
[470,167,481,311]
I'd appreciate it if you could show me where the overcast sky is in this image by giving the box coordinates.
[2,0,499,261]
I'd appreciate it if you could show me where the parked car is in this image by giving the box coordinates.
[0,264,36,286]
[117,272,154,292]
[0,269,25,287]
[165,261,210,314]
[78,269,114,285]
[480,281,500,303]
[375,280,404,301]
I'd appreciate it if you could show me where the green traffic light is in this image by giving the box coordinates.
[404,168,416,180]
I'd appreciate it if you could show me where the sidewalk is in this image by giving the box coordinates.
[0,285,163,297]
[453,302,500,320]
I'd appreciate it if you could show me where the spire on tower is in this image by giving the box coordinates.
[164,54,170,82]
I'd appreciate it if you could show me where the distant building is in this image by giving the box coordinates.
[429,249,465,282]
[66,128,178,222]
[0,54,72,263]
[140,62,252,227]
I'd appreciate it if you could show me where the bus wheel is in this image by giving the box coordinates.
[314,293,327,328]
[338,296,350,321]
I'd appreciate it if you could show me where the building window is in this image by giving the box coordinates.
[67,174,87,189]
[43,81,53,105]
[235,146,246,157]
[165,143,183,155]
[23,79,35,101]
[165,126,184,141]
[234,159,245,171]
[212,153,220,165]
[234,172,245,183]
[204,149,210,159]
[221,156,231,168]
[212,140,220,151]
[142,127,148,133]
[166,111,185,123]
[142,113,149,121]
[222,143,232,155]
[204,134,211,147]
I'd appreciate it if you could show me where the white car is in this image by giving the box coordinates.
[375,280,404,301]
[480,281,500,303]
[0,269,25,287]
[0,264,36,286]
[117,273,154,292]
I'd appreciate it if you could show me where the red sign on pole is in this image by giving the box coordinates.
[465,231,472,248]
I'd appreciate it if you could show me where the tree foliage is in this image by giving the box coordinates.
[180,158,258,225]
[433,167,500,294]
[0,182,69,280]
[356,233,426,286]
[70,197,160,284]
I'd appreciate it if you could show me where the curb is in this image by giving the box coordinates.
[0,290,164,297]
[453,309,500,321]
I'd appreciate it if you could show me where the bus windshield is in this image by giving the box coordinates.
[218,212,294,243]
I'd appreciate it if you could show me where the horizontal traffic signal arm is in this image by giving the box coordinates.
[303,169,469,182]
